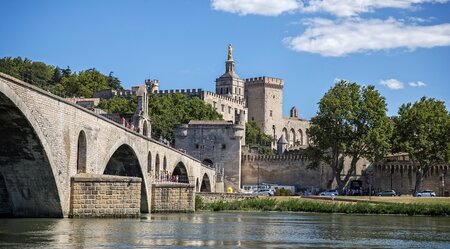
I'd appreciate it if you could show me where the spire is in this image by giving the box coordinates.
[226,44,235,73]
[227,44,233,61]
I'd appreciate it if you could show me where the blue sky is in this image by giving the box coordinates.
[1,0,449,119]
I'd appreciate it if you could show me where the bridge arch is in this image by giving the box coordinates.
[103,144,149,213]
[77,130,87,173]
[200,173,211,192]
[172,162,189,183]
[0,84,63,217]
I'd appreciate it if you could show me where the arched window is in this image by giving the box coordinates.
[282,128,289,144]
[77,131,87,173]
[298,129,304,145]
[290,128,296,145]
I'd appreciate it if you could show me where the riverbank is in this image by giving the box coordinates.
[195,196,450,216]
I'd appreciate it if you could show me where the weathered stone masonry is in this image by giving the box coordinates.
[70,174,141,218]
[152,183,195,212]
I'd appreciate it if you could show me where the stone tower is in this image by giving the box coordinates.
[215,44,245,102]
[244,76,284,139]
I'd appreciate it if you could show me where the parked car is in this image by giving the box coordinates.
[415,190,436,197]
[254,189,274,196]
[377,190,396,196]
[320,189,339,196]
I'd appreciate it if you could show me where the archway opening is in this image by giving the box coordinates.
[172,162,189,183]
[77,131,87,173]
[103,144,149,213]
[0,92,62,217]
[200,173,211,192]
[202,159,214,167]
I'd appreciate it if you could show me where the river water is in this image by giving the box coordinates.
[0,212,449,248]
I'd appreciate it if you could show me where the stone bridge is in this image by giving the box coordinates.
[0,73,217,217]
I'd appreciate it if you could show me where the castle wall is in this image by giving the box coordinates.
[241,154,333,191]
[372,162,450,196]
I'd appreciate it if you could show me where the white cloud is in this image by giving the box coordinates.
[409,81,427,87]
[283,18,450,56]
[380,79,404,90]
[300,0,448,17]
[211,0,300,16]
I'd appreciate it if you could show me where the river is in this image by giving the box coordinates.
[0,212,449,248]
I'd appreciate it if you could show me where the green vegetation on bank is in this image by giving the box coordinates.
[0,57,123,98]
[196,196,450,216]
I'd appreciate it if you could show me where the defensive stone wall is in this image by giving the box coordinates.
[69,174,141,218]
[196,192,255,203]
[372,162,450,196]
[241,154,333,191]
[244,76,284,89]
[151,183,195,212]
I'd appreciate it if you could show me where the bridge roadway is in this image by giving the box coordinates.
[0,73,216,217]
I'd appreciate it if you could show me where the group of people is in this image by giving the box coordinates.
[155,171,185,183]
[121,117,135,130]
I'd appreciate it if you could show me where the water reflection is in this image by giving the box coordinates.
[0,212,449,248]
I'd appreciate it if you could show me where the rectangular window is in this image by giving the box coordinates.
[270,110,273,117]
[221,104,224,112]
[228,106,231,114]
[213,101,216,108]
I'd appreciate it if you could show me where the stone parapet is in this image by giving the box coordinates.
[203,91,246,106]
[69,174,141,218]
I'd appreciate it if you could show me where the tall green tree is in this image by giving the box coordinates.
[98,96,137,114]
[393,97,450,194]
[148,93,222,142]
[307,80,393,194]
[245,122,273,155]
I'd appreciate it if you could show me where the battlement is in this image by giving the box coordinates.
[242,154,308,162]
[158,88,203,96]
[204,91,246,106]
[244,76,284,87]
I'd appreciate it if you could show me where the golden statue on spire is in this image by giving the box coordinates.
[227,43,233,61]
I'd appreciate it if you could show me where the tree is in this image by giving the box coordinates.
[107,71,123,90]
[148,93,222,142]
[393,97,450,194]
[98,96,137,114]
[245,122,273,155]
[306,80,393,194]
